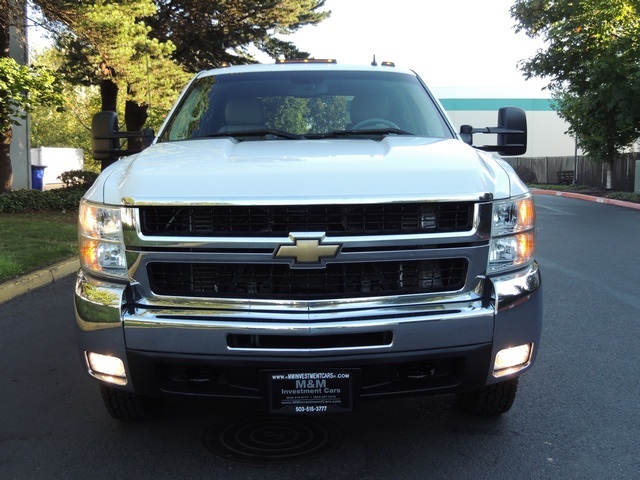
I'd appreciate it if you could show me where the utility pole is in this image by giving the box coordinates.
[2,0,31,189]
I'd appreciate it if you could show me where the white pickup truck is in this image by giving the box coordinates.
[75,60,542,420]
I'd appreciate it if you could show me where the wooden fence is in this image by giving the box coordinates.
[503,154,638,191]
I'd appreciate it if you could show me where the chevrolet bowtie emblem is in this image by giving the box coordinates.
[275,235,341,264]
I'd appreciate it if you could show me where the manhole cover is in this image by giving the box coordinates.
[202,414,342,464]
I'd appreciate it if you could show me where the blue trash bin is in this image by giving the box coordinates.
[31,165,47,190]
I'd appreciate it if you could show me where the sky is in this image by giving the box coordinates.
[28,0,550,98]
[275,0,550,98]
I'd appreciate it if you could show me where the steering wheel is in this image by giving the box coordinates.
[352,118,401,130]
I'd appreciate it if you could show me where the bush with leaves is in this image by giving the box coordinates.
[514,166,538,184]
[0,186,86,213]
[1,56,65,193]
[605,192,640,204]
[58,170,99,188]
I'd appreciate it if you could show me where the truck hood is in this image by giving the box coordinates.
[91,137,515,205]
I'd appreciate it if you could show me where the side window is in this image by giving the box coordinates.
[164,77,216,141]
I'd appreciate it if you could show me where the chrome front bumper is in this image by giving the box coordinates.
[74,261,542,393]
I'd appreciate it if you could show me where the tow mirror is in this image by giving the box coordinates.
[459,106,527,156]
[91,111,120,162]
[91,112,156,170]
[496,107,527,156]
[141,128,155,149]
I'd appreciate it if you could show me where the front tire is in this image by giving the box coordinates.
[99,385,161,421]
[456,378,519,415]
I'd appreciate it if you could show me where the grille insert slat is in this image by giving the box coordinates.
[140,203,474,237]
[227,332,393,349]
[147,259,468,299]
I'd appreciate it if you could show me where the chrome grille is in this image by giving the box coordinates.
[139,203,474,237]
[147,259,468,299]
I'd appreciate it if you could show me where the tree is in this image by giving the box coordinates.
[147,0,330,71]
[31,0,330,169]
[30,88,101,171]
[1,0,64,193]
[511,0,640,174]
[36,0,191,156]
[29,46,102,171]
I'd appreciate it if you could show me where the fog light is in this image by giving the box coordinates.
[86,352,127,385]
[493,344,532,377]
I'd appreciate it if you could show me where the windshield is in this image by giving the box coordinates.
[159,70,454,141]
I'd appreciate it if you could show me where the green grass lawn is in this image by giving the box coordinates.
[0,212,78,283]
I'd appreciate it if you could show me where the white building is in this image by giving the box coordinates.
[440,98,577,158]
[434,87,579,158]
[30,147,84,188]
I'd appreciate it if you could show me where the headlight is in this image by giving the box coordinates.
[488,195,535,274]
[78,200,128,279]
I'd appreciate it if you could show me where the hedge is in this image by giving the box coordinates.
[0,170,98,213]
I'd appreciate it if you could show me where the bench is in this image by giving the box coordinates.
[557,170,574,185]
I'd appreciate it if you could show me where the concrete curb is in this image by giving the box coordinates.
[0,258,79,304]
[531,189,640,211]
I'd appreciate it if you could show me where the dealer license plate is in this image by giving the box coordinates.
[266,370,355,414]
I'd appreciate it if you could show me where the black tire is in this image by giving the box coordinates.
[99,385,161,421]
[456,378,519,416]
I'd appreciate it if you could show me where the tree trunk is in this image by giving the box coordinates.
[605,160,613,190]
[124,99,148,153]
[100,78,119,112]
[98,65,120,170]
[0,127,13,193]
[1,8,8,58]
[97,70,149,163]
[1,2,13,192]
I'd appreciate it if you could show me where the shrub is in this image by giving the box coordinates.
[514,166,538,184]
[0,186,86,213]
[0,169,98,213]
[58,169,99,188]
[605,192,640,204]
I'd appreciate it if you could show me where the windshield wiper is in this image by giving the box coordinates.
[204,129,303,140]
[318,128,413,138]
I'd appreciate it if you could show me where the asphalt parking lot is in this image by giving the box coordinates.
[1,194,639,479]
